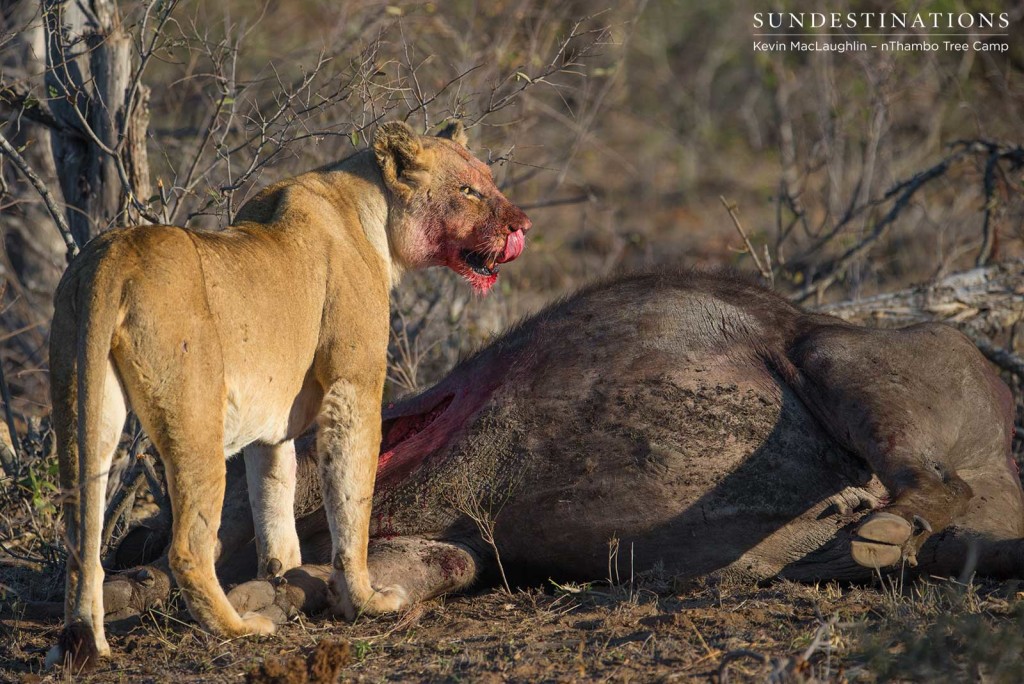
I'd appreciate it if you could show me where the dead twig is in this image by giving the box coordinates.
[717,649,767,683]
[101,470,145,554]
[139,450,170,519]
[458,492,511,595]
[137,450,169,514]
[0,130,79,261]
[0,83,68,134]
[444,464,525,596]
[0,540,43,571]
[718,615,839,683]
[975,149,1000,267]
[720,196,774,288]
[101,422,151,556]
[792,156,955,304]
[968,139,1024,268]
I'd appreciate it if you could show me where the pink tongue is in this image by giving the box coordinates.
[498,230,525,263]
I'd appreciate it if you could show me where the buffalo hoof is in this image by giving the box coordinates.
[227,566,332,625]
[851,512,913,568]
[227,579,296,626]
[102,565,174,621]
[851,539,903,568]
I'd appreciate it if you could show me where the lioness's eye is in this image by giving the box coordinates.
[460,185,483,199]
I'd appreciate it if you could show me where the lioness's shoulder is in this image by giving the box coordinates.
[234,181,295,224]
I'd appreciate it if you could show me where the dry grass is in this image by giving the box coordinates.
[5,561,1024,681]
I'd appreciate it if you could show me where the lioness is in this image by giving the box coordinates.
[47,120,530,669]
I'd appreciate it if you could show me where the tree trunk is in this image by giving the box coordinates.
[0,1,67,417]
[42,0,151,244]
[0,0,65,310]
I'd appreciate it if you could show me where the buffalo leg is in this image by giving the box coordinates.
[916,467,1024,577]
[786,322,1011,567]
[227,535,481,624]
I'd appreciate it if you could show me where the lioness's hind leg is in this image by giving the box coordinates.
[161,446,275,638]
[48,364,127,669]
[50,337,79,628]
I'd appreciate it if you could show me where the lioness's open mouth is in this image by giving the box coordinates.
[461,249,500,276]
[459,229,526,277]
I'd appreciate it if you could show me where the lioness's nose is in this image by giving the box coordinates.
[509,214,532,234]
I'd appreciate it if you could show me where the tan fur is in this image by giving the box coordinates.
[48,120,530,665]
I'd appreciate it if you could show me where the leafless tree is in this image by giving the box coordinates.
[0,0,622,564]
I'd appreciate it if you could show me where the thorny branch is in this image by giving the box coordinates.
[101,421,149,556]
[0,83,68,134]
[469,17,611,126]
[444,461,527,597]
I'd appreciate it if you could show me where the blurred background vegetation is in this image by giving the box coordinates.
[2,0,1023,408]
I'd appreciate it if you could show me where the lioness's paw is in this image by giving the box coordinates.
[240,612,277,636]
[363,584,409,614]
[227,579,299,626]
[327,574,408,621]
[44,624,108,672]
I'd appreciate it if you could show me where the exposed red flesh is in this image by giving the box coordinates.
[374,361,510,491]
[380,395,453,457]
[376,393,458,485]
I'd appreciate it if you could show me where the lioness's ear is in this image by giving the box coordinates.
[435,120,469,147]
[373,121,428,194]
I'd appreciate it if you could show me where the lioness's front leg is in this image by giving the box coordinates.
[318,380,408,619]
[244,441,302,577]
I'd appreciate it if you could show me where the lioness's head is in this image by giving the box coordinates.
[374,120,531,293]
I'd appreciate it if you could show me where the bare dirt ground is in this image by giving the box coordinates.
[4,569,1024,683]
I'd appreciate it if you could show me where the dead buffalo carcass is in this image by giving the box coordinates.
[103,270,1023,623]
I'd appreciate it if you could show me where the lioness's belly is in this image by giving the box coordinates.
[223,372,322,454]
